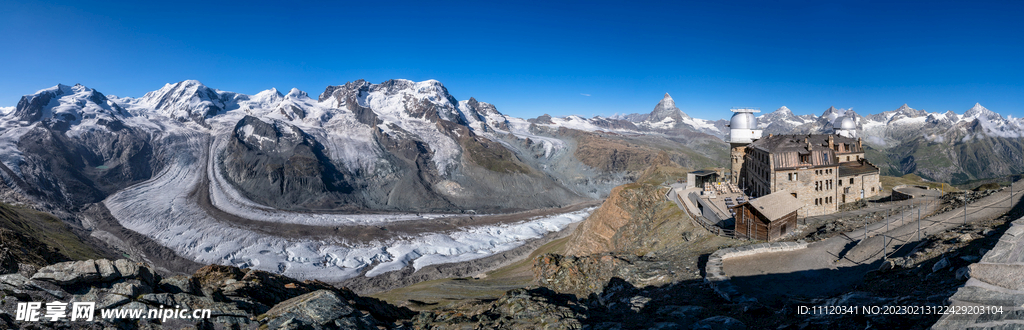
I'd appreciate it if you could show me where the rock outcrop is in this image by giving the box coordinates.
[1,259,414,329]
[564,185,632,256]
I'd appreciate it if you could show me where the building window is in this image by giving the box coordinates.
[846,156,850,161]
[801,154,809,163]
[839,179,843,186]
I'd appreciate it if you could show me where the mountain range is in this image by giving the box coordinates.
[744,103,1023,184]
[0,79,727,282]
[605,98,1023,185]
[1,79,1021,282]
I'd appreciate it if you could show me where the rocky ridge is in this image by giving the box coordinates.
[1,259,415,329]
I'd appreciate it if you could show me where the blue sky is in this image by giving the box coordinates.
[1,0,1022,120]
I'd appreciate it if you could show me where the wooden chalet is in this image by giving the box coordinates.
[732,190,801,241]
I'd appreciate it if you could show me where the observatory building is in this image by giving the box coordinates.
[728,108,880,217]
[727,108,763,184]
[833,110,858,138]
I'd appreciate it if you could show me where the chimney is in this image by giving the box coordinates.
[857,137,862,150]
[805,136,811,151]
[828,135,834,150]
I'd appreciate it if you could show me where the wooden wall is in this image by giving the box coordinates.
[734,204,797,241]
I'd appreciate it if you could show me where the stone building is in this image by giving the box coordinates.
[728,110,881,217]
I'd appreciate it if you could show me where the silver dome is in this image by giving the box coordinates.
[833,115,857,130]
[730,112,756,130]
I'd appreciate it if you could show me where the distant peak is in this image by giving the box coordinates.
[286,88,307,98]
[971,102,986,111]
[776,106,791,113]
[164,80,209,91]
[897,103,913,112]
[34,84,74,96]
[663,93,672,99]
[70,84,93,93]
[259,87,283,97]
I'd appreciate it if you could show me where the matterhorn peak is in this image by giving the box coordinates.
[647,92,688,122]
[660,93,675,106]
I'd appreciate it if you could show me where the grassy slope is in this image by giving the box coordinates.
[879,173,959,196]
[0,202,107,261]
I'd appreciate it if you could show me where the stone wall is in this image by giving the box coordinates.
[932,216,1024,329]
[703,241,808,302]
[891,185,916,201]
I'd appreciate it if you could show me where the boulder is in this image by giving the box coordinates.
[158,275,197,294]
[191,264,245,298]
[109,280,152,297]
[113,259,156,286]
[955,266,971,280]
[486,287,585,330]
[932,257,950,273]
[261,290,359,330]
[95,259,120,281]
[692,315,746,330]
[656,305,705,327]
[31,260,99,285]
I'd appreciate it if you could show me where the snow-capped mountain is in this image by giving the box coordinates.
[0,79,735,283]
[129,80,246,125]
[623,93,726,138]
[1,79,739,220]
[753,103,1023,183]
[756,106,817,133]
[3,78,1022,284]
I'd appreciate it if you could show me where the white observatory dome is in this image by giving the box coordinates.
[833,114,856,131]
[730,112,756,130]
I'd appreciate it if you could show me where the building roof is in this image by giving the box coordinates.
[838,160,880,177]
[690,169,717,176]
[740,190,801,221]
[751,134,862,155]
[749,134,865,170]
